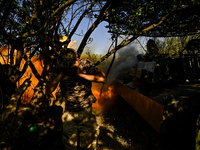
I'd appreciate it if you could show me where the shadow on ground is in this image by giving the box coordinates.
[1,93,199,150]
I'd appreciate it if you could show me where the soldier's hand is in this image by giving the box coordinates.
[71,58,82,75]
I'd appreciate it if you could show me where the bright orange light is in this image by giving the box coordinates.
[92,85,117,110]
[17,57,43,104]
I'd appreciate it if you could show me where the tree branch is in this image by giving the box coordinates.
[22,0,77,39]
[94,4,197,65]
[64,2,96,46]
[77,2,110,58]
[0,0,15,27]
[29,59,44,82]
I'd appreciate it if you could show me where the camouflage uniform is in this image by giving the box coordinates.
[51,59,99,150]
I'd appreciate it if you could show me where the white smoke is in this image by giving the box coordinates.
[99,42,141,85]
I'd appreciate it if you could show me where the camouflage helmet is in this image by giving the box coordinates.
[58,48,77,69]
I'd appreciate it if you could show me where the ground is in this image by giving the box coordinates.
[0,96,157,150]
[0,83,200,150]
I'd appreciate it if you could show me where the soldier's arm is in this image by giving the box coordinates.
[77,68,107,83]
[73,59,107,83]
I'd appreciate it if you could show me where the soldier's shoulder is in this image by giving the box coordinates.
[79,59,93,65]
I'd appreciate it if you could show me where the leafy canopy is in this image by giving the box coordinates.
[106,0,200,38]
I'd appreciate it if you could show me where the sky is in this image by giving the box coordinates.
[71,19,114,55]
[70,18,149,56]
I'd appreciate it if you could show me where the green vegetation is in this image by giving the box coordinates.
[155,34,200,56]
[80,50,103,64]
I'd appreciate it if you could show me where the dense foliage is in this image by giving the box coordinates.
[155,34,200,56]
[107,0,200,38]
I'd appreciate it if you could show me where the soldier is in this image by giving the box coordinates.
[144,39,159,61]
[46,48,106,150]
